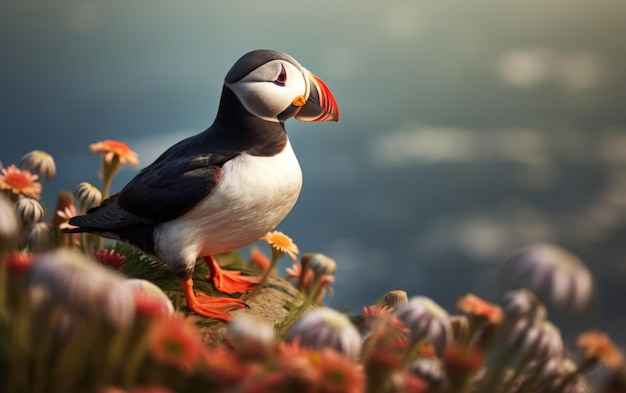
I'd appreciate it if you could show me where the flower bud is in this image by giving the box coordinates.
[508,318,563,362]
[500,288,546,322]
[307,253,337,278]
[16,197,45,224]
[502,243,593,312]
[27,248,135,328]
[74,182,102,210]
[286,307,361,359]
[396,296,452,355]
[24,222,51,251]
[377,290,409,310]
[228,314,275,357]
[19,150,56,180]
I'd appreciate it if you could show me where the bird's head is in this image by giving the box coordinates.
[224,49,339,123]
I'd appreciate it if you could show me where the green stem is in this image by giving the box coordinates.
[499,354,533,393]
[100,155,120,200]
[97,155,120,250]
[278,276,321,336]
[245,248,283,300]
[401,337,424,367]
[556,357,597,392]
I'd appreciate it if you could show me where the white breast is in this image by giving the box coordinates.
[154,139,302,264]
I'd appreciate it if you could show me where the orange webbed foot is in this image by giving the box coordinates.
[180,278,247,321]
[203,255,260,294]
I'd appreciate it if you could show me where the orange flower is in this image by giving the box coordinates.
[148,316,203,372]
[279,348,318,391]
[0,164,42,199]
[442,342,484,373]
[456,293,503,325]
[203,345,248,386]
[277,335,308,358]
[261,231,299,261]
[316,348,366,393]
[89,139,139,167]
[418,343,436,358]
[577,330,624,369]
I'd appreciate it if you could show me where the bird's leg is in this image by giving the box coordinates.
[203,255,260,294]
[179,278,247,321]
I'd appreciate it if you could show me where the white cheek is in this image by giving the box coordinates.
[233,82,293,121]
[227,64,307,121]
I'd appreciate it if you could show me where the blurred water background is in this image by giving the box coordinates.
[2,1,626,346]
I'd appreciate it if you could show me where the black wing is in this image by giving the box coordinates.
[70,132,239,231]
[116,154,226,223]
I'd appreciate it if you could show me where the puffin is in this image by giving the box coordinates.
[66,49,339,321]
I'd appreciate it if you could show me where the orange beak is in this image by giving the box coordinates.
[295,71,339,122]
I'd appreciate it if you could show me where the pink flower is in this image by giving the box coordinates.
[56,205,78,230]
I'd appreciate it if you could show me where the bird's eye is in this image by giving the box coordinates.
[274,65,287,86]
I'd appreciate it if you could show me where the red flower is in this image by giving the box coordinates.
[133,290,170,320]
[5,250,36,274]
[367,347,403,372]
[92,249,127,269]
